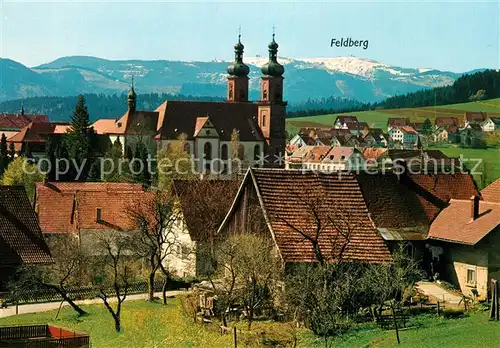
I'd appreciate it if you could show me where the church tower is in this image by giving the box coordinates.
[227,34,250,102]
[258,33,286,164]
[127,79,137,114]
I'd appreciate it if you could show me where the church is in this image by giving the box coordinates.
[92,34,287,172]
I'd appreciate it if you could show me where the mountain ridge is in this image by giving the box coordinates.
[1,56,486,104]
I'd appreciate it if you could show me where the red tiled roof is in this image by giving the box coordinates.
[304,146,331,163]
[91,119,121,134]
[398,126,418,134]
[240,169,392,264]
[435,116,459,127]
[388,118,410,127]
[7,122,58,143]
[409,173,479,221]
[481,179,500,203]
[155,101,263,141]
[428,199,500,245]
[35,182,149,234]
[0,186,52,265]
[0,113,49,130]
[173,179,240,242]
[362,148,388,160]
[466,112,486,122]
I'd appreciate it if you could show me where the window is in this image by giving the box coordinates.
[253,144,261,161]
[262,114,267,127]
[263,90,268,100]
[96,208,102,222]
[221,144,228,160]
[204,142,212,160]
[467,269,476,285]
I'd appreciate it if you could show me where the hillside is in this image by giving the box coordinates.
[0,56,470,104]
[286,98,500,130]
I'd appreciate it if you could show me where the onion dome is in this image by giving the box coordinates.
[227,34,250,77]
[261,34,284,77]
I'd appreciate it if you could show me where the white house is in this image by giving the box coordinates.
[481,117,500,132]
[167,179,241,277]
[287,146,365,171]
[389,126,419,149]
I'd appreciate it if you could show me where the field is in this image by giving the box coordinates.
[287,97,500,131]
[1,299,499,347]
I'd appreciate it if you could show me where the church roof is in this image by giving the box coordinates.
[155,100,263,142]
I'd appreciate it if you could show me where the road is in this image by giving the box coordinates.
[0,290,187,318]
[416,281,463,305]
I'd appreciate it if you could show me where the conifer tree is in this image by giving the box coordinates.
[8,142,16,161]
[0,133,9,175]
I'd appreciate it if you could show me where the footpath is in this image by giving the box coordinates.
[0,290,186,318]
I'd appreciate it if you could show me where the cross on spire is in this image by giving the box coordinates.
[238,25,242,40]
[272,25,276,39]
[131,75,134,88]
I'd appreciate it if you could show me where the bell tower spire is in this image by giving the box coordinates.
[258,30,287,166]
[127,76,137,114]
[227,28,250,102]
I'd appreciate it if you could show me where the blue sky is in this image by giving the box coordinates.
[1,0,498,72]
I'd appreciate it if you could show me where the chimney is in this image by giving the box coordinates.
[471,195,480,220]
[96,208,102,223]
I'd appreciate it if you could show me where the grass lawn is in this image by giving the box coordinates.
[1,299,500,348]
[0,299,234,348]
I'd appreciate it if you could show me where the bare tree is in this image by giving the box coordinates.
[10,235,89,316]
[90,231,138,332]
[128,189,180,303]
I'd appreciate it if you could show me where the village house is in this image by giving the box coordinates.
[285,146,365,171]
[333,115,359,130]
[362,128,388,147]
[34,182,152,243]
[0,186,53,289]
[388,125,419,149]
[7,122,71,158]
[356,171,479,264]
[0,108,49,140]
[460,124,484,147]
[93,35,287,172]
[435,116,460,128]
[464,111,487,129]
[431,125,449,143]
[170,179,240,277]
[387,117,410,132]
[427,179,500,300]
[218,168,392,267]
[481,116,500,132]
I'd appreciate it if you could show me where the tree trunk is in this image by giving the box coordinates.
[45,284,88,316]
[148,271,156,302]
[101,296,122,332]
[162,277,168,305]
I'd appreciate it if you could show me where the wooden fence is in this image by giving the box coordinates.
[0,324,90,347]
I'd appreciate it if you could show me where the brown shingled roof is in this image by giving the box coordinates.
[0,186,52,266]
[428,199,500,245]
[223,169,392,264]
[481,178,500,203]
[155,100,263,141]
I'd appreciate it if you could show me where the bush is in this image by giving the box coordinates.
[179,292,200,323]
[442,308,466,319]
[239,323,298,347]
